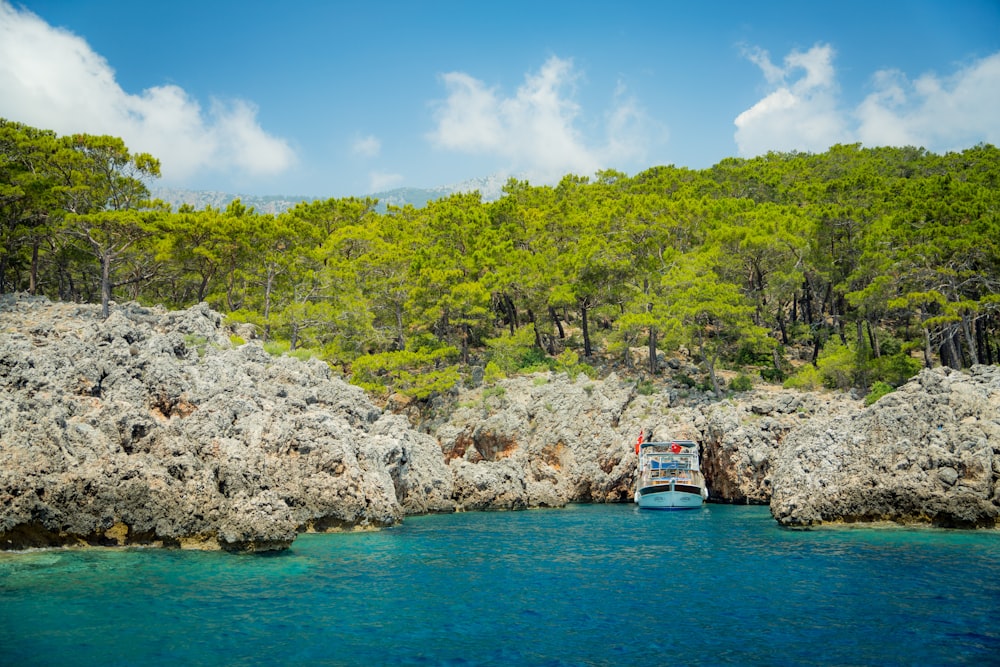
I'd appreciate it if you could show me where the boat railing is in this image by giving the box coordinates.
[639,466,704,485]
[642,468,695,481]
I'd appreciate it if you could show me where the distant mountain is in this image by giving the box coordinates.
[148,188,318,215]
[369,174,512,210]
[151,174,514,215]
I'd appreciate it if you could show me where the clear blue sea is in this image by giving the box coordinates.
[2,504,999,666]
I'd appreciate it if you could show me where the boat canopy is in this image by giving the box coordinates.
[639,440,698,450]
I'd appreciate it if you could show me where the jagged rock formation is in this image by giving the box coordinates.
[699,391,861,505]
[442,366,999,529]
[768,365,1000,528]
[0,295,453,552]
[432,373,640,509]
[2,296,997,552]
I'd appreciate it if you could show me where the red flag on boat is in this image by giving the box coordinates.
[670,442,682,453]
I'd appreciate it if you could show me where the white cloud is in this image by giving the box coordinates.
[734,44,848,157]
[352,134,381,158]
[605,79,658,165]
[428,56,652,183]
[736,42,1000,157]
[0,1,295,183]
[857,53,1000,151]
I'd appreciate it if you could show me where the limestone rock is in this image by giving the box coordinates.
[429,366,998,529]
[769,366,1000,527]
[432,373,644,510]
[0,294,453,552]
[3,294,998,551]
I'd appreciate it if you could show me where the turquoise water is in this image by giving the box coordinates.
[2,504,999,666]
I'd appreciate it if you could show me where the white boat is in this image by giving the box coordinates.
[633,440,708,509]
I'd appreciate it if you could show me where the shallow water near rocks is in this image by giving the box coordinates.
[3,504,999,666]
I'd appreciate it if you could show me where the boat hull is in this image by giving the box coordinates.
[633,440,707,510]
[635,484,704,510]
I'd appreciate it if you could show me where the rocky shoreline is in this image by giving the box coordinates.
[2,296,997,551]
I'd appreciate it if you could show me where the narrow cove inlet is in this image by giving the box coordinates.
[3,504,998,666]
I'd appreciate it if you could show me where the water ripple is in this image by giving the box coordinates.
[2,505,999,666]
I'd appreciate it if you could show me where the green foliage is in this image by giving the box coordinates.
[483,361,505,384]
[482,385,506,401]
[485,326,540,374]
[350,346,460,399]
[554,348,579,370]
[229,334,246,346]
[734,343,772,366]
[519,346,553,373]
[551,348,596,379]
[783,364,823,391]
[876,333,904,357]
[263,340,289,356]
[673,373,696,388]
[808,339,920,392]
[636,379,655,395]
[865,381,894,406]
[871,353,921,387]
[760,367,786,383]
[815,338,856,390]
[287,348,315,362]
[4,119,999,396]
[729,374,754,392]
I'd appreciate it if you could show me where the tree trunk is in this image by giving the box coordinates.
[856,320,871,390]
[549,306,565,339]
[262,266,275,340]
[803,280,814,325]
[528,309,543,350]
[647,326,658,374]
[29,239,39,295]
[395,303,406,351]
[581,301,592,358]
[943,326,962,369]
[978,317,993,365]
[832,291,846,344]
[461,324,470,364]
[196,272,211,302]
[706,352,722,397]
[866,319,880,358]
[961,314,979,366]
[811,335,822,365]
[923,326,933,368]
[100,251,112,319]
[753,265,766,326]
[777,304,788,345]
[225,271,244,312]
[504,294,519,333]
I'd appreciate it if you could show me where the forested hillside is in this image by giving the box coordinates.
[2,118,998,401]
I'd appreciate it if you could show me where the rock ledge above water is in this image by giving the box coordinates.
[2,295,997,551]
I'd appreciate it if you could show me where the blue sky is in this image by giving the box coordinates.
[2,0,999,197]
